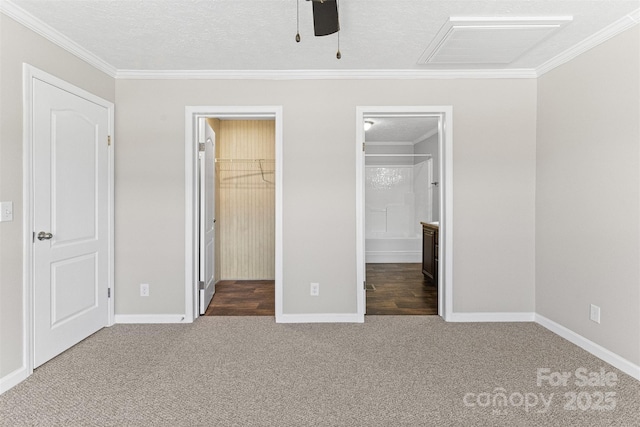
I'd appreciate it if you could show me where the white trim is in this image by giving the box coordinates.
[356,113,366,319]
[21,64,35,387]
[439,110,453,320]
[184,106,284,323]
[107,104,115,327]
[117,69,538,80]
[356,106,453,322]
[0,366,30,394]
[536,8,640,77]
[535,314,640,381]
[366,252,421,263]
[277,313,364,323]
[0,1,117,77]
[448,312,536,322]
[20,64,115,388]
[114,314,189,324]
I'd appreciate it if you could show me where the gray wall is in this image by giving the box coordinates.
[114,78,537,316]
[0,15,115,379]
[536,27,640,365]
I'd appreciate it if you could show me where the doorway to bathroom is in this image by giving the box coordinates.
[355,106,453,320]
[364,115,438,315]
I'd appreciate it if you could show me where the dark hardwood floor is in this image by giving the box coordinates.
[204,263,437,316]
[204,280,275,316]
[366,263,438,315]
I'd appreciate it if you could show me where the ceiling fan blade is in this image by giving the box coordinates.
[312,0,339,36]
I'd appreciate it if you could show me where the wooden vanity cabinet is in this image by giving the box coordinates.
[421,222,438,285]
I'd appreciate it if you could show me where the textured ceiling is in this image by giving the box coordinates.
[7,0,640,71]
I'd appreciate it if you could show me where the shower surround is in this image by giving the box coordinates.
[365,161,432,263]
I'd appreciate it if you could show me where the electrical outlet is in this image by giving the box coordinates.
[590,304,600,324]
[310,282,320,296]
[140,283,150,297]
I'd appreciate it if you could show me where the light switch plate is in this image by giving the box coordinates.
[590,304,601,324]
[0,202,13,222]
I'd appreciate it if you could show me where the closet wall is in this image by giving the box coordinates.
[216,120,275,280]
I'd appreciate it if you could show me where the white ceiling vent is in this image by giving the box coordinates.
[418,16,573,65]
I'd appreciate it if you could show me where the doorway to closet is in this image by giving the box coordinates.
[184,106,283,323]
[204,118,276,316]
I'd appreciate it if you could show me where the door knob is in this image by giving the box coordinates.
[37,231,53,241]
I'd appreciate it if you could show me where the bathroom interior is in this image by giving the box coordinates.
[364,115,440,315]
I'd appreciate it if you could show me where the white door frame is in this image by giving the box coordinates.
[184,106,283,322]
[22,64,115,377]
[356,106,453,321]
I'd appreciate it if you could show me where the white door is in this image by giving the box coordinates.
[199,120,216,314]
[33,78,110,367]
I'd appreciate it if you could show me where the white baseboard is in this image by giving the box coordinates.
[535,314,640,381]
[366,251,421,263]
[276,313,364,323]
[447,312,536,322]
[114,314,191,324]
[0,366,29,394]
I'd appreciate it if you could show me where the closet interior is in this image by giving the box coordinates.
[204,118,275,315]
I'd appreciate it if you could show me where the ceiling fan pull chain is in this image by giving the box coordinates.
[336,0,341,59]
[295,0,301,42]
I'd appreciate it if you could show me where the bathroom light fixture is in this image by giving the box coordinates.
[364,120,374,131]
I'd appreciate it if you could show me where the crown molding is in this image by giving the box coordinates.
[536,8,640,77]
[0,0,117,77]
[115,68,538,80]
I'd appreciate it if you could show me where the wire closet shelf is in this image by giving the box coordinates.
[215,158,275,183]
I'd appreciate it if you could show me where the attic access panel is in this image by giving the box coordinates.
[418,16,573,65]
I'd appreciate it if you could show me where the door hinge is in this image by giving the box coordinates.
[107,135,111,146]
[362,142,365,151]
[363,281,366,289]
[108,288,111,298]
[198,143,205,152]
[198,281,205,290]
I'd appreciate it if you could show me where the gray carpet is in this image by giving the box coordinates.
[1,316,638,426]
